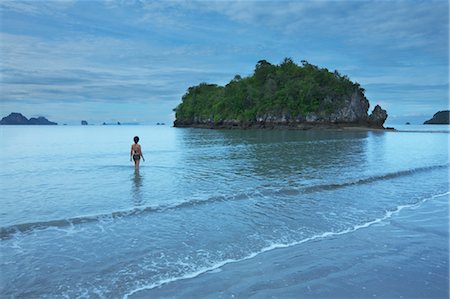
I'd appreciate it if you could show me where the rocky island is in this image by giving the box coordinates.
[174,59,388,130]
[0,112,57,125]
[423,110,450,124]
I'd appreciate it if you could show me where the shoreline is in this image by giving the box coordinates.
[128,192,449,299]
[174,123,450,133]
[173,122,395,132]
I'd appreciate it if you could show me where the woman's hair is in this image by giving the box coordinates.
[133,136,139,144]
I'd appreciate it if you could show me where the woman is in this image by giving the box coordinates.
[130,136,145,170]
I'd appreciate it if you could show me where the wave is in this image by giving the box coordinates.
[1,164,448,240]
[301,163,449,193]
[0,206,158,240]
[123,191,450,299]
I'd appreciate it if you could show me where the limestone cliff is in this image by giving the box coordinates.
[174,59,388,130]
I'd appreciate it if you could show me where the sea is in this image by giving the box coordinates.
[0,124,449,299]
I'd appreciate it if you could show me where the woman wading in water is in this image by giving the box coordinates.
[130,136,145,170]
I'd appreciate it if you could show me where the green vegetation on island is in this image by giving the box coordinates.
[174,58,387,129]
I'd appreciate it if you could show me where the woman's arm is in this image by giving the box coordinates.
[140,145,145,161]
[130,145,133,161]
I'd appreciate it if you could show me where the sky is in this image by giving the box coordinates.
[0,0,448,125]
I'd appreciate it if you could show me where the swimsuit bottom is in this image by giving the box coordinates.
[133,154,141,161]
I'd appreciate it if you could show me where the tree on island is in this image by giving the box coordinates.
[174,58,387,129]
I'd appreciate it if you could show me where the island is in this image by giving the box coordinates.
[423,110,450,124]
[0,112,57,125]
[174,59,388,130]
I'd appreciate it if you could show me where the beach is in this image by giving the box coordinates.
[1,125,448,298]
[129,191,449,299]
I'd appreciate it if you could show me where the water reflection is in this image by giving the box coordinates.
[131,170,144,206]
[178,129,371,179]
[173,128,378,192]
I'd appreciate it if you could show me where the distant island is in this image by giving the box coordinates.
[424,110,450,124]
[174,59,388,130]
[0,112,57,125]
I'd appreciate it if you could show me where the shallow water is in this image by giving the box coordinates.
[0,125,448,298]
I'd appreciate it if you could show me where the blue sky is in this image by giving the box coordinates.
[0,0,448,125]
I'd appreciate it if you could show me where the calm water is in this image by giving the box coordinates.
[0,125,448,298]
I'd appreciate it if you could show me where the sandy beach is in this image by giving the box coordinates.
[129,192,449,299]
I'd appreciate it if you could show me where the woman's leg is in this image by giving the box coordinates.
[135,158,140,170]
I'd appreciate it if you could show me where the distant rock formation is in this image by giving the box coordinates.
[424,110,450,124]
[28,117,57,125]
[0,112,57,125]
[81,120,88,125]
[102,121,136,125]
[0,112,28,124]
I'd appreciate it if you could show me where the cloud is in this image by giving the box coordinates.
[0,0,447,124]
[0,0,75,16]
[1,29,235,106]
[201,0,448,54]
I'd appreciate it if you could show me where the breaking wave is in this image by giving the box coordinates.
[1,164,448,240]
[123,191,450,298]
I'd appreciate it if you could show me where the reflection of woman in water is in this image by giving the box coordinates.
[130,136,145,170]
[132,170,144,206]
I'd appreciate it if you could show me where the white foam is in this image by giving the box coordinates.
[123,191,450,299]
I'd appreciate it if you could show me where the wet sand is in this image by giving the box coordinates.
[129,194,449,299]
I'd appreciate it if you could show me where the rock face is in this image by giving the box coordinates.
[0,113,57,125]
[81,120,88,125]
[368,105,388,128]
[174,91,388,129]
[424,110,450,124]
